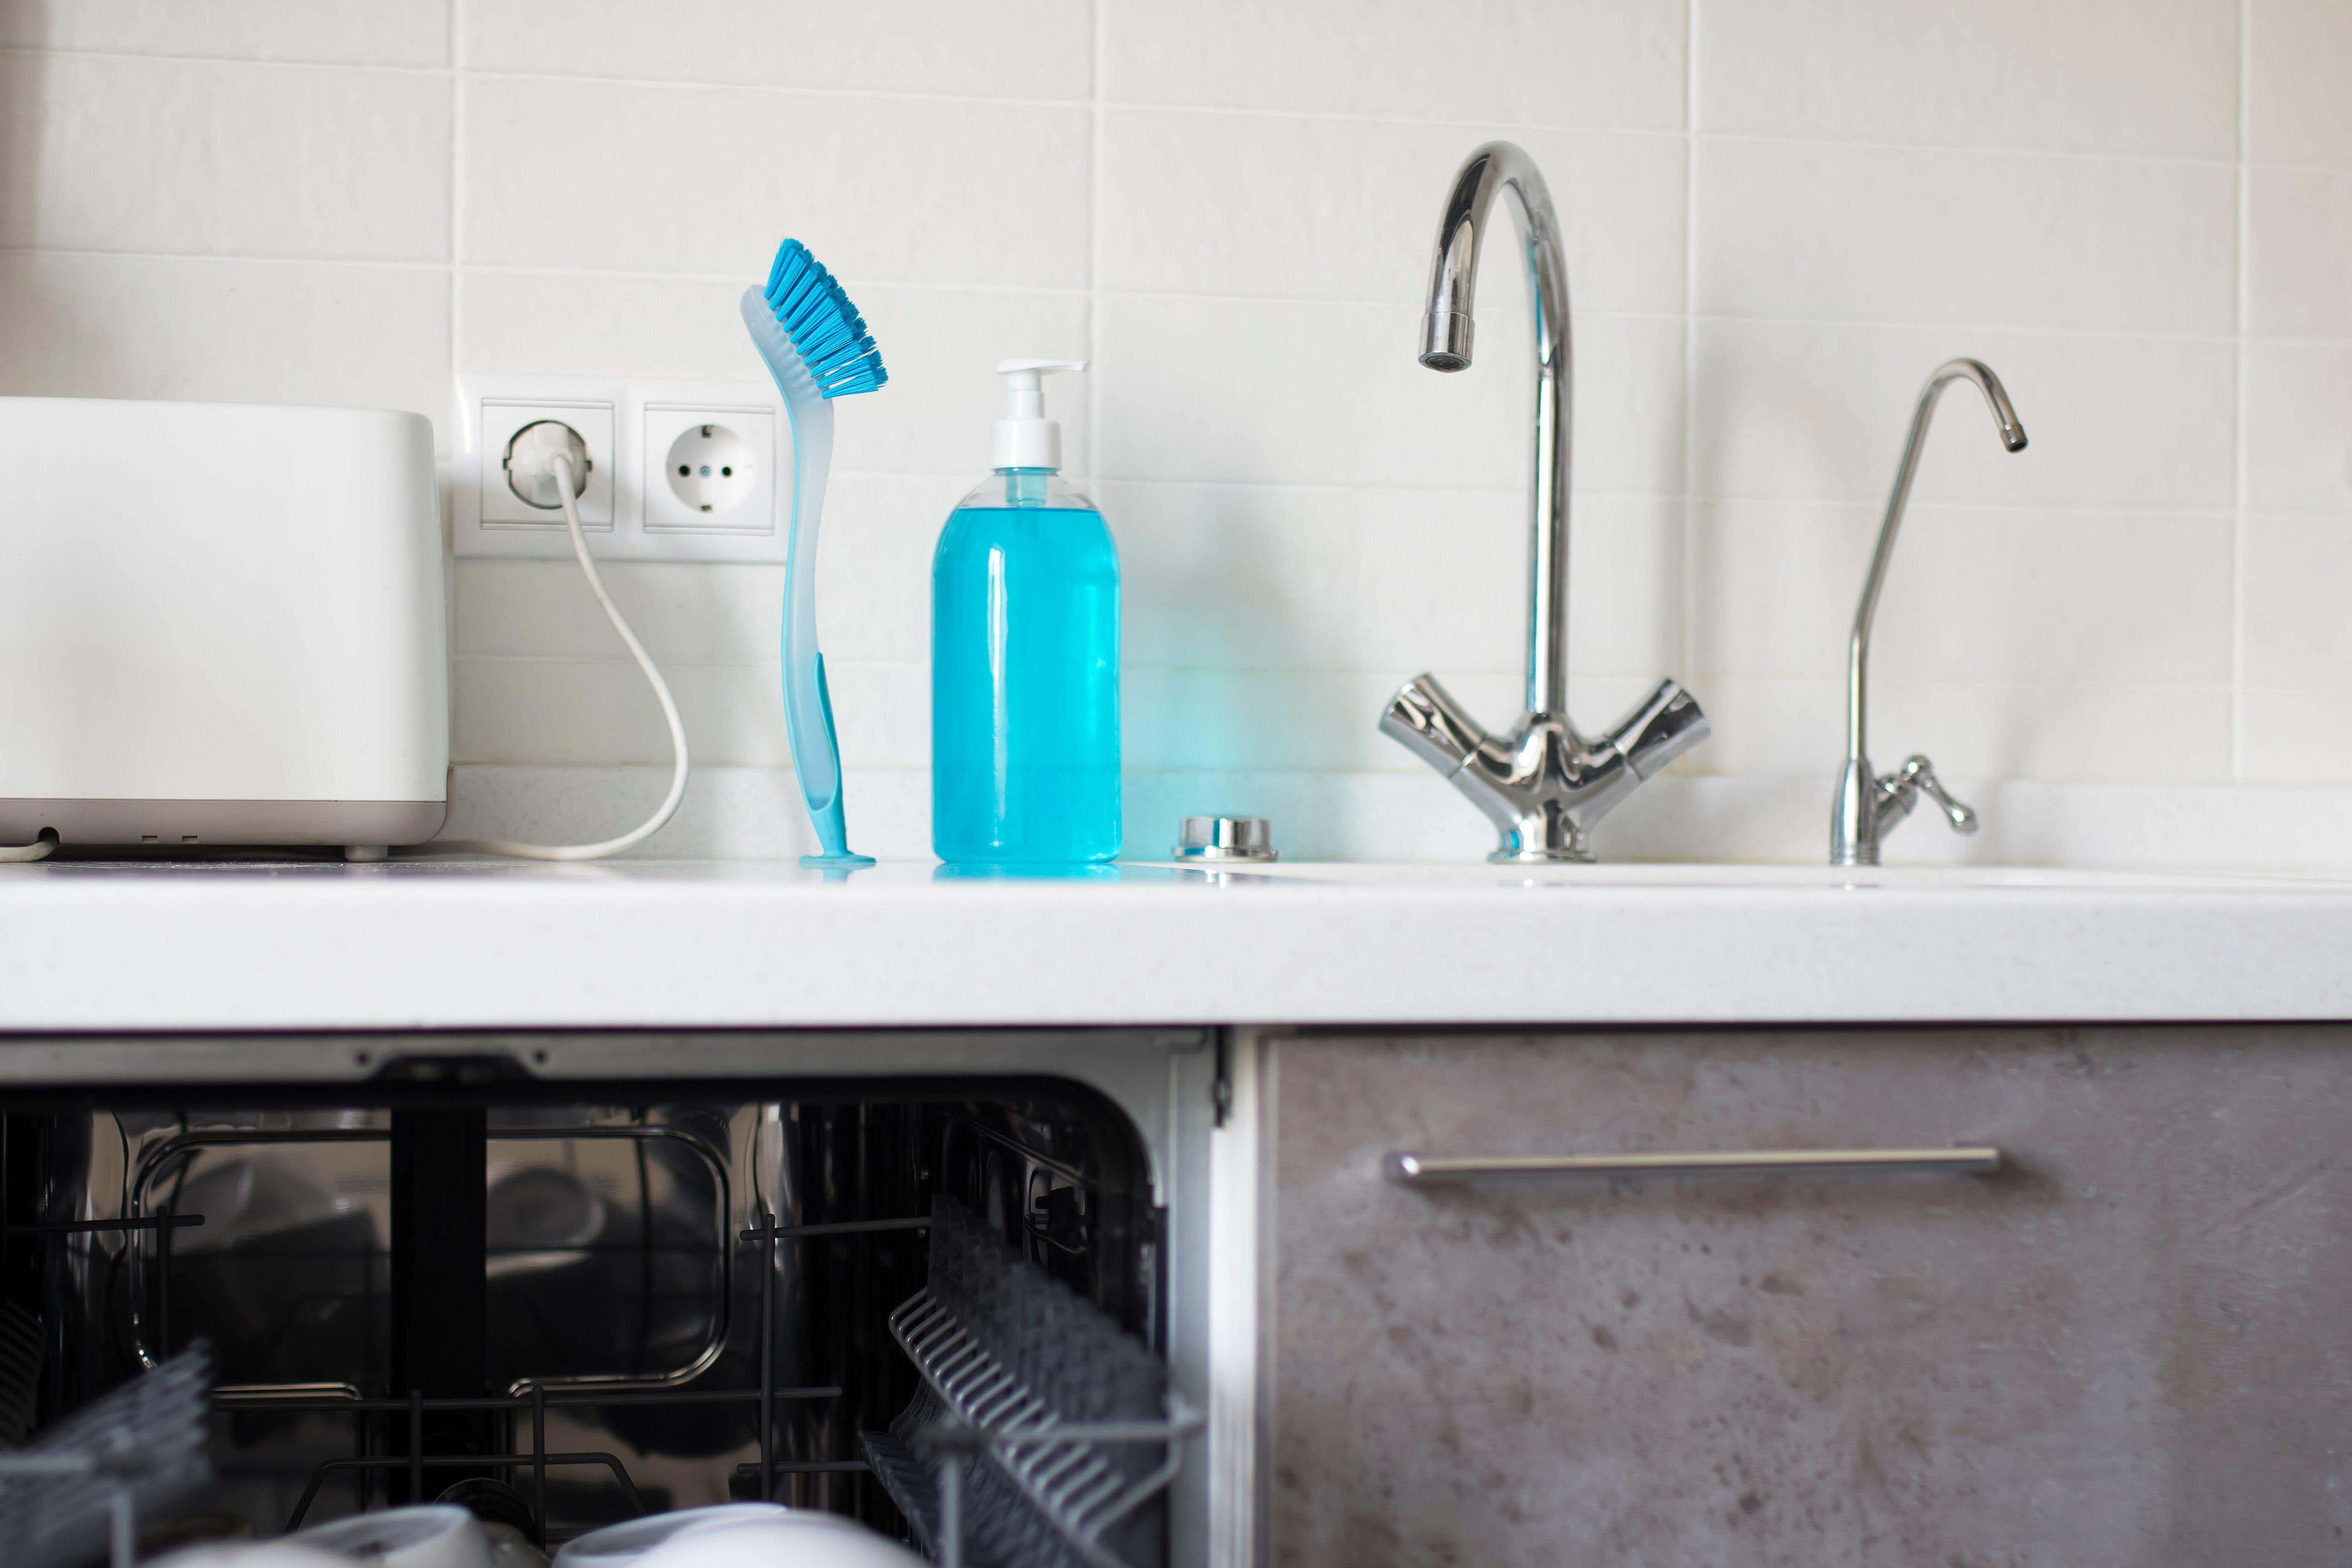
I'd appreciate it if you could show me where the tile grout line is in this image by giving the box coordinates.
[449,0,465,429]
[2232,0,2251,781]
[456,762,2329,779]
[0,42,455,77]
[447,0,466,766]
[1680,0,1701,688]
[449,650,2243,690]
[9,237,2278,344]
[449,467,2246,512]
[464,474,2246,513]
[0,233,2290,346]
[1680,309,2239,342]
[1664,124,2247,172]
[1088,0,1105,485]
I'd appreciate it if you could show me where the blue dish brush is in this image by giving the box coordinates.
[741,238,888,868]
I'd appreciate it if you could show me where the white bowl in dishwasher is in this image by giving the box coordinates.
[553,1505,814,1568]
[154,1547,358,1568]
[635,1517,923,1568]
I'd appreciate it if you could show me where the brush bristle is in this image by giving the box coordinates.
[762,239,888,399]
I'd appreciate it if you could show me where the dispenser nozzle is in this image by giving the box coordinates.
[993,358,1086,469]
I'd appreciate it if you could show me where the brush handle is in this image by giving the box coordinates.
[745,285,870,866]
[781,383,835,803]
[782,389,870,866]
[803,653,868,867]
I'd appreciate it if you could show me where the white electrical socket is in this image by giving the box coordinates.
[451,376,790,563]
[642,402,778,534]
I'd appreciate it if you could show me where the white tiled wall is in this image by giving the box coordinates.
[5,0,2351,858]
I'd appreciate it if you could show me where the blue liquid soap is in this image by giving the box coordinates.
[933,465,1120,863]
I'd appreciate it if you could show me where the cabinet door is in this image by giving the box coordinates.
[1266,1028,2352,1567]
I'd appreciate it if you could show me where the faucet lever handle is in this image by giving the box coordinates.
[1604,680,1710,781]
[1892,754,1978,835]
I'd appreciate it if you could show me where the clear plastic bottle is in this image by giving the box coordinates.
[932,361,1120,863]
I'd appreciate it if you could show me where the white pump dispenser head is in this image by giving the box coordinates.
[993,358,1085,471]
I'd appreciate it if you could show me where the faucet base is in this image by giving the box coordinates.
[1490,843,1594,865]
[1381,675,1708,865]
[1485,783,1599,862]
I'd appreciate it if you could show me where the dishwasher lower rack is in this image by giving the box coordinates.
[0,1341,214,1568]
[0,1072,1179,1563]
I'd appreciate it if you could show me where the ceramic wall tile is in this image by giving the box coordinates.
[2249,0,2352,167]
[454,561,784,665]
[1102,482,1680,681]
[1099,0,1686,130]
[1695,137,2236,334]
[1099,109,1684,313]
[1691,318,2236,510]
[2245,341,2352,515]
[463,75,1089,287]
[2241,511,2352,689]
[465,0,1090,98]
[1697,0,2237,157]
[0,51,450,259]
[0,0,451,66]
[0,251,451,437]
[1095,295,1681,495]
[1691,500,2234,685]
[1696,676,2233,783]
[2249,165,2352,339]
[454,655,925,769]
[2241,687,2352,784]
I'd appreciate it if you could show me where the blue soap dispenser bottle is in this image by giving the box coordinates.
[932,358,1120,864]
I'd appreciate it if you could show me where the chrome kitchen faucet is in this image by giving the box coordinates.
[1830,358,2029,866]
[1379,141,1708,862]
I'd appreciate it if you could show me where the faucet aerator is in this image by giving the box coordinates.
[1420,309,1475,371]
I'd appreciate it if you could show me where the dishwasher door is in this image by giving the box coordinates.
[0,1027,1224,1568]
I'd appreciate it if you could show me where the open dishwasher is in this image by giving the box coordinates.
[0,1027,1221,1568]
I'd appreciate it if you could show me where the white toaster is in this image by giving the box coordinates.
[0,397,448,854]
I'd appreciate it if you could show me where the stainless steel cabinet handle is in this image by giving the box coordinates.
[1385,1147,2001,1184]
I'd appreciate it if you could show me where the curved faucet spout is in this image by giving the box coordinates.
[1832,357,2028,865]
[1420,141,1572,717]
[1846,358,2027,761]
[1384,142,1708,862]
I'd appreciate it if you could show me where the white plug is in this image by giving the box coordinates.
[503,419,592,510]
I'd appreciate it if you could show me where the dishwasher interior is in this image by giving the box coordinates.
[0,1030,1217,1568]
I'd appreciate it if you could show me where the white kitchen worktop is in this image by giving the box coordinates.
[0,858,2348,1033]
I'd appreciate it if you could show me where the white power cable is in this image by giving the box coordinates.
[430,450,690,861]
[0,829,57,863]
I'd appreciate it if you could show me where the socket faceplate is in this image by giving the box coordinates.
[452,376,789,562]
[643,404,777,534]
[478,395,614,529]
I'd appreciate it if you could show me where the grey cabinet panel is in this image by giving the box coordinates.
[1266,1028,2352,1567]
